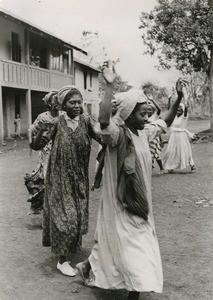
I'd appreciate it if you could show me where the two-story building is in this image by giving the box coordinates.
[0,9,100,143]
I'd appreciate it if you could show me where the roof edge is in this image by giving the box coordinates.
[0,7,87,55]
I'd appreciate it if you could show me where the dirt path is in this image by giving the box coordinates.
[0,121,212,300]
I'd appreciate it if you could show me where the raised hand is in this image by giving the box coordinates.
[101,61,117,84]
[176,78,188,94]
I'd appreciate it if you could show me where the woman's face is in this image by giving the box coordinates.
[147,105,154,117]
[64,93,83,118]
[111,102,118,116]
[128,103,149,130]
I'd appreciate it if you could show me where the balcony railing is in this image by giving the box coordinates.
[0,59,73,91]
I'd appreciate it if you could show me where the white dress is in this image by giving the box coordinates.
[88,120,166,292]
[163,114,195,170]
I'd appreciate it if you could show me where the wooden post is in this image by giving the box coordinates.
[26,89,32,138]
[0,87,4,143]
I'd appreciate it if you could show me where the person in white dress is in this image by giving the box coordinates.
[163,97,196,173]
[76,65,186,300]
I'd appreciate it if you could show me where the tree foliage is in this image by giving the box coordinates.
[79,31,132,98]
[139,0,213,74]
[141,81,169,105]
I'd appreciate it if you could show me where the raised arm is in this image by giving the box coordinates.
[167,96,172,110]
[98,63,117,129]
[163,79,186,127]
[183,89,189,117]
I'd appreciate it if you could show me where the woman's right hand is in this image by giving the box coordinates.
[38,122,54,131]
[176,79,188,97]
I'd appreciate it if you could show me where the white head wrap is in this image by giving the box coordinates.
[42,91,58,107]
[57,85,82,106]
[114,88,147,121]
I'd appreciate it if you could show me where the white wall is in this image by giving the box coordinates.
[74,62,100,118]
[0,16,26,62]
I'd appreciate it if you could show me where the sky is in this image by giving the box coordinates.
[0,0,180,89]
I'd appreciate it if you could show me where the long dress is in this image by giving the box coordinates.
[88,120,166,293]
[163,114,195,170]
[25,111,63,213]
[42,113,101,255]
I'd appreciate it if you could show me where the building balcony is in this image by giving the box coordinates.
[0,59,73,91]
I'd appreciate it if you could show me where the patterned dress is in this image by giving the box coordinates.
[148,112,163,166]
[25,111,63,213]
[42,114,101,255]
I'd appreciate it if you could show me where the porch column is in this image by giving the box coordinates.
[0,87,4,143]
[26,89,32,137]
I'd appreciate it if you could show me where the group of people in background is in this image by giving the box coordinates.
[25,63,196,300]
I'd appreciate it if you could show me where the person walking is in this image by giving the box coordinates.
[76,65,186,300]
[30,85,101,277]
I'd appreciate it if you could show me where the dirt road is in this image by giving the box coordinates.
[0,120,212,300]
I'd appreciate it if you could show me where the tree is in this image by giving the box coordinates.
[79,31,108,67]
[139,0,213,129]
[79,31,131,98]
[141,81,169,105]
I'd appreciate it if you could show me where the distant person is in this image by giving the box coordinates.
[14,114,23,140]
[163,94,196,173]
[147,98,166,174]
[35,56,40,67]
[30,85,102,277]
[30,56,36,66]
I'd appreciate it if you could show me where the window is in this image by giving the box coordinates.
[90,72,93,87]
[11,32,21,62]
[83,71,87,89]
[63,53,69,74]
[73,68,76,85]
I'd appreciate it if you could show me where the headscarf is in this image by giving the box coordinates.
[57,85,83,107]
[114,88,147,121]
[42,91,58,107]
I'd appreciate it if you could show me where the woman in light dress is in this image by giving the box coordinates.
[163,96,196,173]
[76,65,186,300]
